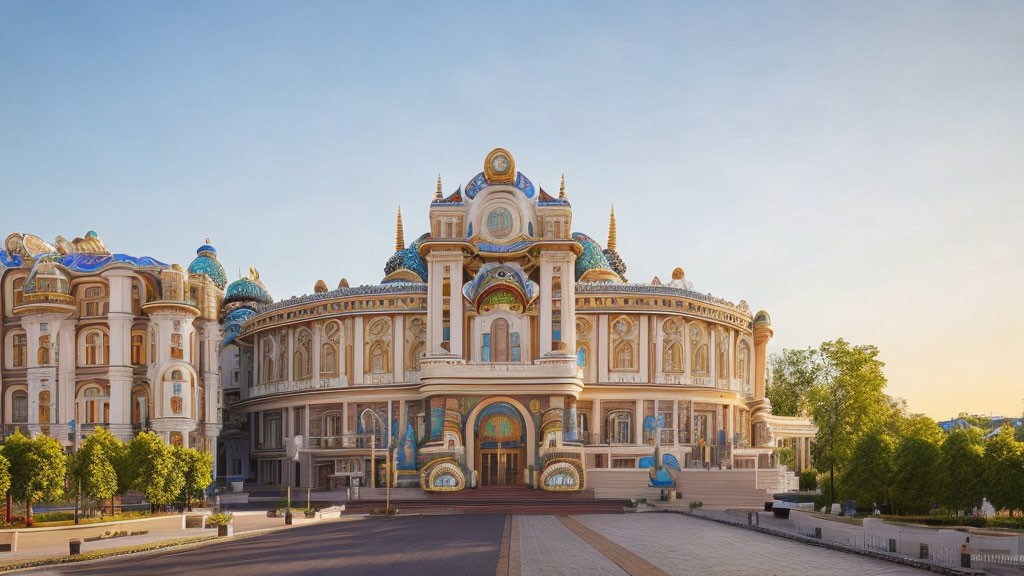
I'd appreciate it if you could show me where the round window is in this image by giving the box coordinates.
[486,207,514,239]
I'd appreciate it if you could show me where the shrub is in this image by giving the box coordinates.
[303,508,315,518]
[688,501,703,510]
[205,513,233,526]
[799,468,818,492]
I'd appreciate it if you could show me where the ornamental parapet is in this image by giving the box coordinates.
[575,282,753,332]
[240,283,428,336]
[248,376,350,399]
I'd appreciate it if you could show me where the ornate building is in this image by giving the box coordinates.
[227,149,815,493]
[0,232,224,453]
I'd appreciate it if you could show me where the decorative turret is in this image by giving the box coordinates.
[395,207,405,252]
[314,279,328,293]
[434,174,443,200]
[559,174,567,201]
[602,206,627,281]
[573,232,622,283]
[752,310,773,400]
[224,268,273,306]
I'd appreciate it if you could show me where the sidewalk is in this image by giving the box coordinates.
[0,511,293,567]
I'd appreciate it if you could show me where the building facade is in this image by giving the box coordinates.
[227,149,815,493]
[0,232,224,453]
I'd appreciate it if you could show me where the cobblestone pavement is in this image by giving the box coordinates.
[572,513,935,576]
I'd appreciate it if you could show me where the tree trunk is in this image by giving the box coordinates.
[25,499,33,527]
[5,493,10,524]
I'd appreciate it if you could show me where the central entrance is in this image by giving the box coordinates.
[475,402,526,486]
[480,448,521,486]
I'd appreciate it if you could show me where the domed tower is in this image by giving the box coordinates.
[602,206,627,281]
[188,239,227,320]
[383,207,429,284]
[220,268,273,347]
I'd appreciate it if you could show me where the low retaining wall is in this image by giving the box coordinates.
[0,514,187,554]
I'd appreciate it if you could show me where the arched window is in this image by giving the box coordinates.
[37,335,50,365]
[321,322,341,376]
[491,318,510,362]
[12,277,25,307]
[131,385,149,428]
[360,408,385,440]
[84,331,108,365]
[131,332,145,365]
[689,324,708,375]
[294,329,312,380]
[11,391,28,423]
[613,342,634,370]
[81,286,106,317]
[82,385,108,423]
[407,318,425,370]
[408,340,424,370]
[737,341,751,384]
[664,342,682,373]
[576,345,587,367]
[11,332,27,368]
[131,283,141,315]
[606,410,633,444]
[370,342,387,373]
[38,390,50,423]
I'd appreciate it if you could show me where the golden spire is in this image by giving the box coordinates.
[559,174,566,200]
[395,206,405,252]
[205,237,211,244]
[607,205,617,251]
[434,174,443,200]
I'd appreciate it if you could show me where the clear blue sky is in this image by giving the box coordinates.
[2,1,1022,419]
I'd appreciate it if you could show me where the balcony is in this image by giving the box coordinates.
[249,376,349,399]
[420,356,582,391]
[141,297,199,316]
[305,433,386,450]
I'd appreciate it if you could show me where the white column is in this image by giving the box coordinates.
[448,257,464,358]
[639,316,649,379]
[312,321,321,386]
[592,398,602,445]
[353,317,364,384]
[597,315,609,382]
[560,258,576,355]
[709,328,717,383]
[538,255,553,356]
[393,315,405,381]
[634,399,642,445]
[673,400,679,447]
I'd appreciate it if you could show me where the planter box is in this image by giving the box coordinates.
[217,524,233,537]
[773,507,791,519]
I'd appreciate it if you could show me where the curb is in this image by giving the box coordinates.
[0,521,328,574]
[681,510,983,576]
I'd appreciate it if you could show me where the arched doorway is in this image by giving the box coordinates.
[475,402,526,486]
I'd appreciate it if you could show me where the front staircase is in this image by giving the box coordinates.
[586,468,773,509]
[342,485,630,515]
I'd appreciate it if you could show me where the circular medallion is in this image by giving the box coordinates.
[486,207,514,239]
[490,153,510,175]
[529,399,541,414]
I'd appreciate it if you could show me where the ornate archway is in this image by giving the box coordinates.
[464,397,536,485]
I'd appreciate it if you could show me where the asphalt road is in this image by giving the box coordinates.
[41,515,506,576]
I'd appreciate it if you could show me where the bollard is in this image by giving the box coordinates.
[285,510,293,525]
[961,552,971,568]
[747,512,752,526]
[754,512,759,526]
[69,539,82,556]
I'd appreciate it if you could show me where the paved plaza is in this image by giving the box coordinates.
[30,513,936,576]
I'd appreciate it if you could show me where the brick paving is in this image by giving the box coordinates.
[572,513,935,576]
[517,515,626,576]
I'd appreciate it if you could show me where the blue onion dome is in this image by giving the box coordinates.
[221,307,257,347]
[224,270,272,306]
[188,238,227,289]
[572,232,621,283]
[383,232,429,283]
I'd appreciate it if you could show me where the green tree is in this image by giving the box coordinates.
[983,426,1024,516]
[69,435,118,515]
[127,432,183,510]
[841,431,895,510]
[173,447,213,511]
[2,433,67,526]
[0,452,12,500]
[83,428,128,515]
[890,435,942,515]
[938,428,985,516]
[805,340,889,505]
[767,348,817,416]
